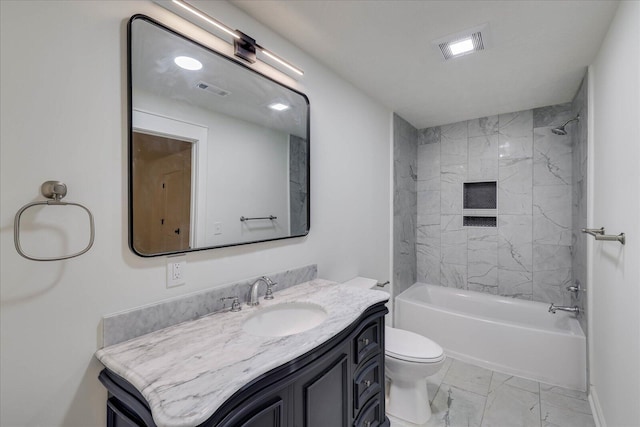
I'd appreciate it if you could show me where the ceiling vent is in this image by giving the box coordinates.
[433,23,491,61]
[195,81,230,97]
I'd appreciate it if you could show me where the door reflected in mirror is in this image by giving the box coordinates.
[129,16,309,256]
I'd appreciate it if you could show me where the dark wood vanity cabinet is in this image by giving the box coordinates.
[99,303,388,427]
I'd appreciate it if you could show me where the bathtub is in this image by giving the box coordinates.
[395,283,586,391]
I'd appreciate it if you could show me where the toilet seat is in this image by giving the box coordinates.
[385,327,444,363]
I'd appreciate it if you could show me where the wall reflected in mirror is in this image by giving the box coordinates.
[129,16,309,256]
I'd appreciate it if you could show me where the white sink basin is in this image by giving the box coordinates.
[242,302,328,337]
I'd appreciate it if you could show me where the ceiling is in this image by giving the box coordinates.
[131,16,308,138]
[230,0,618,129]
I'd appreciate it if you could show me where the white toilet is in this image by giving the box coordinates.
[344,277,445,425]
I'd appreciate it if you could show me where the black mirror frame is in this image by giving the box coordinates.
[127,15,310,257]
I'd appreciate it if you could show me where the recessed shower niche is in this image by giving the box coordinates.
[463,181,497,227]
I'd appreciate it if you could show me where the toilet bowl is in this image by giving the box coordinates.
[385,326,445,424]
[342,277,446,425]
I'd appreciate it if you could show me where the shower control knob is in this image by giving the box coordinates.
[566,280,583,293]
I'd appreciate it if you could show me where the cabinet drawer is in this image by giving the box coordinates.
[353,397,382,427]
[354,322,381,364]
[353,359,382,414]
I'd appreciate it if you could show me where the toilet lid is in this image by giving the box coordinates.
[385,327,444,363]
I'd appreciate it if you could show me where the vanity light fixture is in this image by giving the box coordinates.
[268,102,290,111]
[260,49,304,76]
[168,0,304,76]
[171,0,240,40]
[174,55,203,70]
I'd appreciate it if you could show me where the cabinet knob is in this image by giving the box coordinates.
[365,421,372,427]
[360,338,370,346]
[363,379,372,389]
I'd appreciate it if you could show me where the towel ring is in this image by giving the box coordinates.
[14,181,95,261]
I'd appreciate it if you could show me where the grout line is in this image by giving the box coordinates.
[479,370,493,427]
[539,380,543,427]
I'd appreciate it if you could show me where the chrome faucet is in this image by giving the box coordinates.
[548,303,580,315]
[248,276,277,306]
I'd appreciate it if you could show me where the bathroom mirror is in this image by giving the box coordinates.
[128,15,310,256]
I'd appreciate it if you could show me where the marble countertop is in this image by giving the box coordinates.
[95,279,388,427]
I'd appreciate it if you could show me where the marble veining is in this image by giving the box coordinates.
[96,279,388,427]
[407,101,575,304]
[468,115,499,138]
[102,264,317,347]
[419,126,441,145]
[571,75,589,335]
[387,359,594,427]
[394,114,418,296]
[289,135,308,236]
[533,103,573,128]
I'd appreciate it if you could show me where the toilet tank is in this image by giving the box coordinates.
[342,277,393,326]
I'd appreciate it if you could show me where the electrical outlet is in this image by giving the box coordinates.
[214,222,222,235]
[167,255,186,288]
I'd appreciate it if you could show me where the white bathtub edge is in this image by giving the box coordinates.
[396,282,587,392]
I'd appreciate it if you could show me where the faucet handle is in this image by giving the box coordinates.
[566,280,583,293]
[264,281,278,300]
[220,296,242,312]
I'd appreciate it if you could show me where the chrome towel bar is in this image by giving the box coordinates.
[581,227,625,245]
[240,215,277,222]
[14,181,95,261]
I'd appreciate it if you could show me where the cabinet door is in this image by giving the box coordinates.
[293,349,350,427]
[218,385,289,427]
[239,399,285,427]
[107,399,146,427]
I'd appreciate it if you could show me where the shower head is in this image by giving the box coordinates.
[551,115,580,136]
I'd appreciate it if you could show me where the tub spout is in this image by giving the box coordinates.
[548,303,580,315]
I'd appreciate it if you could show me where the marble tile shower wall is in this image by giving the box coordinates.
[416,103,575,303]
[571,76,588,332]
[393,114,418,297]
[289,135,308,236]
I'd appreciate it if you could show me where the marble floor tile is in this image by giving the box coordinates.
[540,386,592,415]
[481,382,540,427]
[385,359,596,427]
[541,402,596,427]
[489,372,539,394]
[442,360,492,396]
[427,384,487,427]
[539,383,588,401]
[540,383,594,427]
[426,357,453,404]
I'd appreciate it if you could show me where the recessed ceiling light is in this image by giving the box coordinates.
[449,38,474,56]
[432,23,490,61]
[174,56,202,70]
[269,102,290,111]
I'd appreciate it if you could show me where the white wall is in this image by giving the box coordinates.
[0,1,391,425]
[588,1,640,426]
